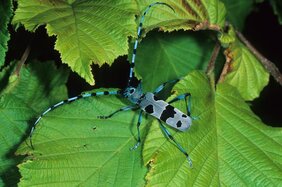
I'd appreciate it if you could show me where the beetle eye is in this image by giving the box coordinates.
[129,88,135,94]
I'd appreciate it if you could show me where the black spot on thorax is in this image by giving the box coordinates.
[153,95,162,101]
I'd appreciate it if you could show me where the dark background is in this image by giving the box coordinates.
[244,2,282,126]
[5,1,282,126]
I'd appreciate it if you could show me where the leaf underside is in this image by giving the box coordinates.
[13,0,138,85]
[223,39,269,100]
[12,0,227,84]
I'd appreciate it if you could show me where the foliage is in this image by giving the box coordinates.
[13,0,138,85]
[0,0,13,67]
[0,61,69,186]
[0,0,281,186]
[144,72,282,186]
[223,37,269,100]
[17,90,147,186]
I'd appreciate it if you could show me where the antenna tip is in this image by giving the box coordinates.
[187,156,193,168]
[130,142,140,151]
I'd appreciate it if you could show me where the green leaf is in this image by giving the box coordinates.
[12,0,226,85]
[270,0,282,24]
[143,71,216,186]
[218,22,236,47]
[13,0,137,85]
[0,61,69,186]
[216,83,282,186]
[0,0,13,67]
[136,0,226,32]
[132,31,215,92]
[222,40,269,101]
[201,0,226,28]
[0,93,33,186]
[144,71,282,186]
[221,0,254,30]
[17,91,147,186]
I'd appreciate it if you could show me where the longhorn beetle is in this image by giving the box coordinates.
[30,2,195,167]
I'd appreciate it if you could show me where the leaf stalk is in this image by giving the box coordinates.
[235,30,282,86]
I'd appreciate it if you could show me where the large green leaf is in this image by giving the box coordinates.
[0,0,13,68]
[13,0,227,85]
[222,39,269,101]
[221,0,254,30]
[143,71,282,186]
[0,61,69,186]
[131,31,215,92]
[17,91,147,186]
[216,83,282,186]
[136,0,226,32]
[13,0,138,85]
[0,93,34,187]
[217,26,269,101]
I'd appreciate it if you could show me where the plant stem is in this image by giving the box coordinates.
[218,48,232,84]
[14,45,31,76]
[206,41,221,88]
[206,41,221,75]
[235,30,282,86]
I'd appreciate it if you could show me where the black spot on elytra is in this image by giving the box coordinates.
[153,95,161,101]
[160,105,176,122]
[176,121,182,127]
[145,105,154,114]
[182,114,188,118]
